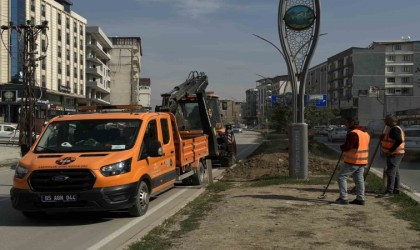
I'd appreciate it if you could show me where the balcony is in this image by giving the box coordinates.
[86,66,102,77]
[87,40,111,60]
[86,79,111,93]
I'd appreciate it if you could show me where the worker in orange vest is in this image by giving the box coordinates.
[335,117,370,205]
[379,114,405,197]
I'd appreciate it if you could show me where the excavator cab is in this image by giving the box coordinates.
[156,71,236,166]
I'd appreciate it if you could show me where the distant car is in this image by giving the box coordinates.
[0,123,19,143]
[327,127,347,142]
[403,127,420,151]
[232,125,243,133]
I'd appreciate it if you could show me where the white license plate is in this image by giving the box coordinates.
[41,194,78,202]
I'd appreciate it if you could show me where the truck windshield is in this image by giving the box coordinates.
[35,119,142,153]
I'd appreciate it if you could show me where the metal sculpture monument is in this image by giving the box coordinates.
[278,0,321,179]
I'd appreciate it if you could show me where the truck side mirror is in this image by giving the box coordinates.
[148,140,163,157]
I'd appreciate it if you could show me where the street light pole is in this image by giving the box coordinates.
[278,0,321,179]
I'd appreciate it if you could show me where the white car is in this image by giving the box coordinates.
[0,123,19,143]
[403,127,420,151]
[327,127,347,142]
[232,125,243,133]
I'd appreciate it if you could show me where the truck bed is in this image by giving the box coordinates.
[175,130,208,167]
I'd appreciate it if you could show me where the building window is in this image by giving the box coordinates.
[387,55,395,62]
[58,62,62,74]
[30,0,35,11]
[80,55,83,65]
[42,75,46,87]
[66,81,70,87]
[74,52,77,63]
[41,60,46,70]
[403,66,411,73]
[402,88,410,95]
[387,66,395,72]
[66,18,70,29]
[80,69,83,80]
[79,25,83,36]
[66,49,70,61]
[57,13,61,25]
[74,67,78,78]
[387,77,395,83]
[66,33,70,45]
[395,44,402,50]
[31,16,35,24]
[66,65,70,77]
[80,84,84,95]
[41,4,46,17]
[402,77,410,83]
[80,39,83,50]
[58,79,61,87]
[41,40,46,52]
[57,29,61,41]
[387,88,395,94]
[403,55,412,61]
[73,21,77,33]
[57,46,62,58]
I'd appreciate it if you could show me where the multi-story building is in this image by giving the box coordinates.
[219,99,242,125]
[327,39,420,125]
[243,75,292,127]
[306,61,328,95]
[83,26,112,106]
[109,37,142,105]
[0,0,87,122]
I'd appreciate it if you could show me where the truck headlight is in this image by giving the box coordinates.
[15,164,29,179]
[100,158,132,177]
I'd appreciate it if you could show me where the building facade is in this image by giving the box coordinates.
[306,61,328,95]
[0,0,87,122]
[327,40,420,125]
[84,26,112,105]
[139,78,151,110]
[109,37,142,105]
[219,99,242,125]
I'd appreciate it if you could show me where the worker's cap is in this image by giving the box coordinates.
[385,114,398,123]
[345,117,359,125]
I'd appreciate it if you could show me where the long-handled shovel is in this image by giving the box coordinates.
[318,151,343,199]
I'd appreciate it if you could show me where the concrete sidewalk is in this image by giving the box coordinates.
[0,145,21,168]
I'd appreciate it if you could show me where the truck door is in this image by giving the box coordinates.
[159,116,176,179]
[139,119,169,191]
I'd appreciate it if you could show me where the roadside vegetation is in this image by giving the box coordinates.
[127,132,420,250]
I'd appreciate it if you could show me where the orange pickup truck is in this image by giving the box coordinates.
[10,109,208,217]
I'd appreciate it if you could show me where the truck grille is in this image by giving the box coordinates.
[29,169,96,192]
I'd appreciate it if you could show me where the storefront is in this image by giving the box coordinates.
[0,84,48,123]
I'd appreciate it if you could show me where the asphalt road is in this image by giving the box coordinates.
[0,130,263,250]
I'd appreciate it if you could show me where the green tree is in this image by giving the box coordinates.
[269,103,292,132]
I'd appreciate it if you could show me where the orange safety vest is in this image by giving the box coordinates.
[381,126,405,155]
[343,129,370,165]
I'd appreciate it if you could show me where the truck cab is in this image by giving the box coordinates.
[10,107,208,218]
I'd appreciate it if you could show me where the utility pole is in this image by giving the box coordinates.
[1,20,49,155]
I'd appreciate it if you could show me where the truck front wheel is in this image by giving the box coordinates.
[128,181,150,217]
[191,162,205,185]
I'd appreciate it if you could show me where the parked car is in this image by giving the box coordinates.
[232,125,243,133]
[403,127,420,151]
[327,127,347,142]
[0,123,19,143]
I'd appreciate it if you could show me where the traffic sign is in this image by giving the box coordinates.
[304,94,327,107]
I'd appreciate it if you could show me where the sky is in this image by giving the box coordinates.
[72,0,420,108]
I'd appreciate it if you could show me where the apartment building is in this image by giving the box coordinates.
[327,39,420,125]
[219,99,242,125]
[84,26,112,106]
[109,37,142,105]
[0,0,87,122]
[306,61,328,95]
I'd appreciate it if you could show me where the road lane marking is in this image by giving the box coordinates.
[87,188,189,250]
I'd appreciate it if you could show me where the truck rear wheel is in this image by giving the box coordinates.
[191,162,205,185]
[128,181,150,217]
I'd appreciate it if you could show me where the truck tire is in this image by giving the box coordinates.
[191,162,205,185]
[128,181,150,217]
